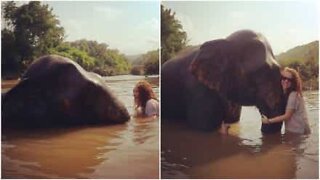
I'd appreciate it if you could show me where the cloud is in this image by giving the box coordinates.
[272,28,311,54]
[147,37,160,49]
[62,19,88,41]
[175,12,198,44]
[176,13,194,34]
[121,18,159,54]
[229,11,247,19]
[135,17,159,31]
[226,11,251,30]
[92,6,123,21]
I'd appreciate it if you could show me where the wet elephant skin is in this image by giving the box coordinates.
[2,55,130,128]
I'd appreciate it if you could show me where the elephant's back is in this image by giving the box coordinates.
[226,29,259,42]
[24,55,68,77]
[161,49,199,94]
[162,48,199,77]
[22,55,92,93]
[161,48,199,119]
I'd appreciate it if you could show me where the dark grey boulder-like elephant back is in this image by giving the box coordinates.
[2,55,130,128]
[162,29,285,133]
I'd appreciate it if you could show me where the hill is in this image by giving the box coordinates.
[127,50,159,75]
[276,41,319,66]
[276,41,319,90]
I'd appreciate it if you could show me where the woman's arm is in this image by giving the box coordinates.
[262,91,299,124]
[262,109,294,124]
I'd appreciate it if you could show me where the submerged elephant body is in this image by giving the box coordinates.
[2,55,130,128]
[162,30,285,133]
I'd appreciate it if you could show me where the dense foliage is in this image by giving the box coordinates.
[130,49,159,75]
[2,1,64,77]
[68,40,130,75]
[161,5,187,64]
[276,41,319,90]
[48,41,130,76]
[2,1,131,78]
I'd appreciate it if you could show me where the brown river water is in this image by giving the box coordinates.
[162,91,319,179]
[2,75,159,179]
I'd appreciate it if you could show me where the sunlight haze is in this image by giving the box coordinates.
[44,1,159,55]
[162,1,319,55]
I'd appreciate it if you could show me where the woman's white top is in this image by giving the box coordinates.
[145,99,159,116]
[285,91,310,134]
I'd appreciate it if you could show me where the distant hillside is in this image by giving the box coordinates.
[125,54,143,65]
[276,41,319,90]
[276,41,319,66]
[128,50,159,75]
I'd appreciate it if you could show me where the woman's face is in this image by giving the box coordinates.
[133,88,139,99]
[281,70,293,91]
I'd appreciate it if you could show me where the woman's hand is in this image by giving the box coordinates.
[261,114,269,124]
[219,123,230,135]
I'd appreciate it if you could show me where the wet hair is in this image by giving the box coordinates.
[282,67,303,97]
[133,80,157,113]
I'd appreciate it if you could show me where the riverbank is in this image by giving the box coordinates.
[1,75,159,92]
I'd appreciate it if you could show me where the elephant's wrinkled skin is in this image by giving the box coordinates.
[162,30,285,133]
[2,55,130,128]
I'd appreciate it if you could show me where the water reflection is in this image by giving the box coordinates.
[161,91,318,179]
[2,126,125,178]
[2,75,159,179]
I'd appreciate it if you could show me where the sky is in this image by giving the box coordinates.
[2,1,319,55]
[162,1,319,55]
[42,1,160,55]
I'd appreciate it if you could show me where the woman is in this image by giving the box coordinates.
[133,80,159,117]
[261,67,311,134]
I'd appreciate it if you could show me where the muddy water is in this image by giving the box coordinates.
[162,91,318,179]
[2,75,159,179]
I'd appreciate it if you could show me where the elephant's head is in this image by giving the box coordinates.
[73,75,130,124]
[189,30,285,120]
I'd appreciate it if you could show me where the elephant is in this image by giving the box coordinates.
[161,30,286,133]
[2,55,130,128]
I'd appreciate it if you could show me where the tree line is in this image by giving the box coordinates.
[130,4,186,75]
[131,49,159,75]
[2,2,184,78]
[2,1,316,87]
[1,1,133,79]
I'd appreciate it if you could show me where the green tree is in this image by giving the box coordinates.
[129,49,159,75]
[107,49,131,74]
[143,49,159,75]
[68,39,130,75]
[161,5,187,64]
[49,43,95,70]
[1,28,20,78]
[2,1,64,71]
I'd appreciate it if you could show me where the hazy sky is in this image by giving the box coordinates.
[43,1,159,55]
[162,1,319,54]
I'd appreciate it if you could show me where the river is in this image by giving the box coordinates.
[162,91,318,179]
[2,75,159,179]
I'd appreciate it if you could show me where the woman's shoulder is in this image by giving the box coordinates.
[289,91,299,97]
[146,98,159,105]
[288,91,303,101]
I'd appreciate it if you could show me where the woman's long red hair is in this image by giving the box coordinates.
[133,80,157,111]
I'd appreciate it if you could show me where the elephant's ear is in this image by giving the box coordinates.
[189,39,235,92]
